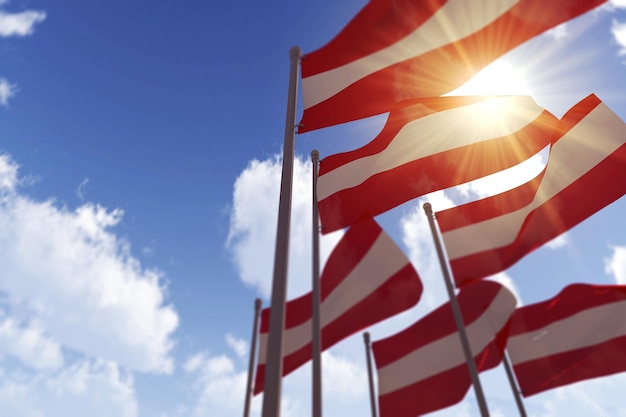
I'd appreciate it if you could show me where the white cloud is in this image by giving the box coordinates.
[610,0,626,8]
[321,351,367,403]
[528,374,626,417]
[546,23,569,40]
[605,245,626,284]
[76,177,89,201]
[0,360,138,417]
[545,233,569,249]
[0,152,19,191]
[0,78,17,106]
[0,154,178,374]
[227,155,342,299]
[226,333,248,360]
[0,8,46,37]
[611,19,626,56]
[183,350,265,417]
[0,315,63,370]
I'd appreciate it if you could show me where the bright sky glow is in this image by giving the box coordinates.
[447,61,532,96]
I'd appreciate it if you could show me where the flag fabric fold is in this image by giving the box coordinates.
[253,218,422,395]
[318,95,558,234]
[372,280,517,417]
[299,0,606,132]
[437,94,626,286]
[508,283,626,396]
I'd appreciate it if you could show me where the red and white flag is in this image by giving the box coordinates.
[253,218,422,395]
[318,95,558,234]
[438,94,626,286]
[372,280,516,417]
[299,0,605,132]
[508,283,626,396]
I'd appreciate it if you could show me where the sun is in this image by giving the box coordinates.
[442,59,548,200]
[445,60,532,96]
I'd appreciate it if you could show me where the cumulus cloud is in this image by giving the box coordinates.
[0,360,138,417]
[0,315,63,370]
[0,153,178,374]
[226,333,248,360]
[0,7,46,37]
[183,350,264,417]
[605,245,626,284]
[0,78,17,106]
[321,351,367,403]
[227,155,342,299]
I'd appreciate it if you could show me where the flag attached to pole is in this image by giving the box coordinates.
[253,218,422,394]
[318,95,558,234]
[372,280,516,417]
[299,0,606,132]
[438,94,626,286]
[508,283,626,396]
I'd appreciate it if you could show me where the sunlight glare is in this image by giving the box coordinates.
[446,61,532,96]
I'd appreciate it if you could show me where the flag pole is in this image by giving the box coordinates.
[311,149,323,417]
[261,45,301,417]
[243,298,263,417]
[363,332,378,417]
[423,202,491,417]
[502,351,528,417]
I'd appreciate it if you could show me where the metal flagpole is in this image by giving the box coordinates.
[502,351,528,417]
[243,298,263,417]
[363,332,379,417]
[311,150,322,417]
[423,202,491,417]
[261,46,301,417]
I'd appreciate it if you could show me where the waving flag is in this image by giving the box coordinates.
[253,218,422,395]
[299,0,606,132]
[438,94,626,286]
[508,284,626,396]
[318,95,558,234]
[372,280,516,417]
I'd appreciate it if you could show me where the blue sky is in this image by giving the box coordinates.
[0,1,625,416]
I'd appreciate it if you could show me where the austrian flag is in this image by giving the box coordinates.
[508,284,626,396]
[300,0,606,131]
[318,96,558,234]
[253,218,422,394]
[437,94,626,286]
[372,280,516,417]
